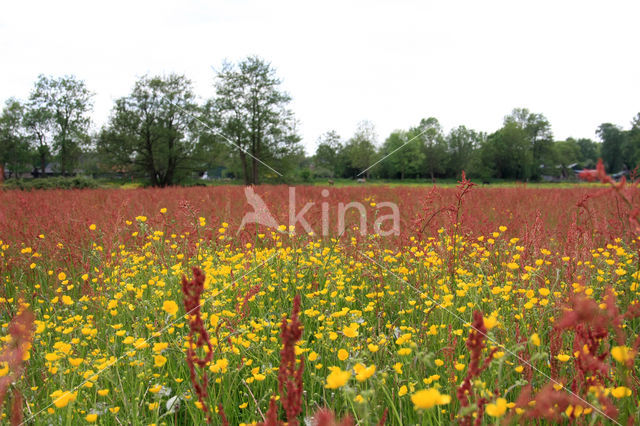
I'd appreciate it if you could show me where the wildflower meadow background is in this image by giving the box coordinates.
[1,173,640,424]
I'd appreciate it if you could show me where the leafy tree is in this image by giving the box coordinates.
[25,75,93,175]
[0,99,31,180]
[446,125,482,177]
[597,123,625,173]
[575,138,599,168]
[314,130,343,177]
[379,130,424,179]
[23,95,53,176]
[98,74,200,187]
[554,139,580,167]
[211,56,301,185]
[481,122,532,180]
[342,121,378,178]
[504,108,553,178]
[411,117,446,183]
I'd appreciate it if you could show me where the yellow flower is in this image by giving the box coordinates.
[393,362,403,374]
[58,272,66,281]
[454,363,466,371]
[353,363,376,382]
[486,398,508,417]
[368,343,379,353]
[342,323,359,338]
[153,342,169,353]
[483,316,498,329]
[556,354,571,362]
[97,389,109,396]
[337,349,349,361]
[45,353,59,362]
[530,333,541,347]
[154,354,167,368]
[160,208,167,214]
[149,384,162,394]
[50,390,77,408]
[399,385,408,396]
[610,386,631,398]
[611,346,635,364]
[85,413,98,422]
[135,215,147,222]
[162,300,179,316]
[411,388,451,410]
[89,224,96,231]
[308,351,318,361]
[325,366,351,389]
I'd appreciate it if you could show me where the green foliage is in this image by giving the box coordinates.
[378,130,424,179]
[1,176,98,190]
[314,130,343,177]
[481,122,533,180]
[341,121,379,178]
[0,99,31,178]
[598,123,626,173]
[210,56,302,185]
[25,75,93,175]
[446,125,483,178]
[412,117,447,182]
[3,68,640,185]
[98,74,200,187]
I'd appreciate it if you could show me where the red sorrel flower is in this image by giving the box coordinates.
[181,267,214,424]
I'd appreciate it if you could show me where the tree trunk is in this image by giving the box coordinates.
[40,153,46,177]
[240,152,249,185]
[251,136,259,185]
[0,163,4,183]
[252,156,258,185]
[430,169,435,184]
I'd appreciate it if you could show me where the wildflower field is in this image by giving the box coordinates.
[1,178,640,425]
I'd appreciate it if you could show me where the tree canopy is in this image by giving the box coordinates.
[1,63,638,185]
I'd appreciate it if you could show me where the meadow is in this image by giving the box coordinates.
[0,178,639,425]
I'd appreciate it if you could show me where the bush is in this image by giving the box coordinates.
[1,176,99,190]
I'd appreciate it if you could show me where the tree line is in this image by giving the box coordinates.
[315,112,640,182]
[1,56,639,186]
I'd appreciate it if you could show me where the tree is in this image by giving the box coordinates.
[504,108,553,178]
[411,117,447,183]
[446,125,482,177]
[25,75,93,175]
[575,138,599,168]
[211,56,301,185]
[622,113,640,171]
[481,122,532,180]
[23,95,53,176]
[597,123,625,173]
[314,130,343,177]
[342,121,378,178]
[0,99,30,180]
[98,74,200,187]
[379,130,424,179]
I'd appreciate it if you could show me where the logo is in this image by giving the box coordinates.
[238,187,400,236]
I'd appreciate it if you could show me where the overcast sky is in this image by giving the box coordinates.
[1,0,639,154]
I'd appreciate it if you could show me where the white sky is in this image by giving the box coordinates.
[1,0,639,155]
